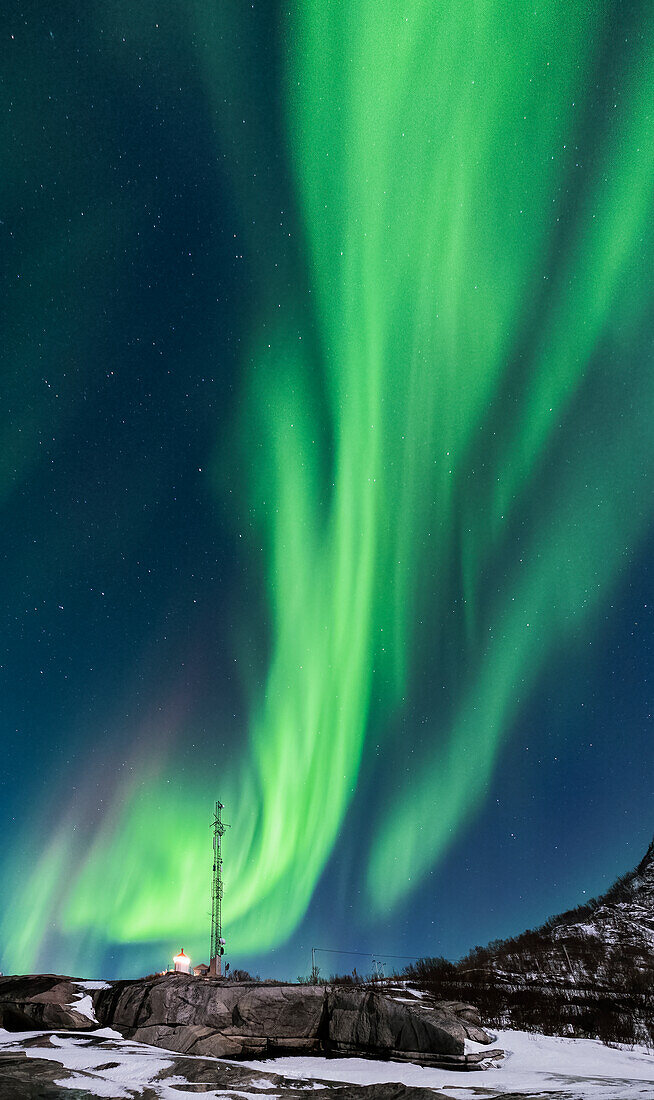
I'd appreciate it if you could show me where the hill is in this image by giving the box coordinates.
[403,838,654,1045]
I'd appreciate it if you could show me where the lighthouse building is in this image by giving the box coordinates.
[173,948,191,974]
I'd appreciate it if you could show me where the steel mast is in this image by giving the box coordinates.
[209,800,229,976]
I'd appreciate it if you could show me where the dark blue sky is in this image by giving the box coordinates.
[1,2,652,980]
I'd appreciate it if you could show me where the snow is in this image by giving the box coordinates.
[464,1035,497,1055]
[1,1024,653,1098]
[391,986,427,1004]
[67,992,97,1021]
[53,1072,132,1098]
[0,1027,284,1099]
[0,1028,176,1098]
[242,1030,654,1098]
[64,979,111,1023]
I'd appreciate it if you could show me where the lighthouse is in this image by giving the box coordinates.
[173,948,191,974]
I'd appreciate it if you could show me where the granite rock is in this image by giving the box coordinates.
[0,973,500,1070]
[0,975,96,1032]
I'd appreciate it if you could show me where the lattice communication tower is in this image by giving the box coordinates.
[210,800,229,976]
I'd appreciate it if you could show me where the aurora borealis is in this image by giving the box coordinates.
[1,2,653,980]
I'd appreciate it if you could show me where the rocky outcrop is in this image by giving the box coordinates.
[93,975,498,1067]
[96,977,327,1059]
[0,975,96,1032]
[0,974,501,1070]
[325,987,494,1066]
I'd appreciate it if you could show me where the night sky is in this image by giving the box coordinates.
[1,2,653,982]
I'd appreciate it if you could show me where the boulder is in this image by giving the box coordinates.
[437,1000,491,1045]
[95,976,327,1058]
[327,987,465,1058]
[0,975,96,1032]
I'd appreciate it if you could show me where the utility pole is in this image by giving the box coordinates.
[310,947,320,984]
[209,801,229,977]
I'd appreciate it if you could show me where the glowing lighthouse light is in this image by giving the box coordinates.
[173,948,190,974]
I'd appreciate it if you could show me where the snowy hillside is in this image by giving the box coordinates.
[403,838,654,1045]
[553,838,654,954]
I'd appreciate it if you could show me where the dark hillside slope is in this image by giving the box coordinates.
[405,838,654,1044]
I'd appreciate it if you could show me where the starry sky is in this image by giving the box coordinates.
[1,1,653,981]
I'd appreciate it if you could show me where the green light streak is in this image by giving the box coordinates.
[3,1,654,974]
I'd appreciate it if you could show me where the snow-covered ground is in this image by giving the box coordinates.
[1,1025,652,1098]
[0,1028,187,1099]
[243,1030,654,1099]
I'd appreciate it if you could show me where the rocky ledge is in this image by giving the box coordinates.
[0,975,99,1032]
[0,974,503,1071]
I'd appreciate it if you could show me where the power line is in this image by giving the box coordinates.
[312,947,426,962]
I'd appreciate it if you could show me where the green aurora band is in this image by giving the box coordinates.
[4,0,654,973]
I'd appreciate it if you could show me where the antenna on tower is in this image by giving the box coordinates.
[209,800,230,977]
